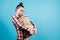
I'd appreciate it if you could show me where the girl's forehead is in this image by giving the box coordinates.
[19,7,24,10]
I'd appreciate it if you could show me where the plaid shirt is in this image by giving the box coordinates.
[12,14,36,40]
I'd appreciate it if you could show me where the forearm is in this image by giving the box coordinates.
[28,21,37,35]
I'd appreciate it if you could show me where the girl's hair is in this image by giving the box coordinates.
[16,2,24,11]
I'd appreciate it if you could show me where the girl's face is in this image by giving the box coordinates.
[16,6,24,15]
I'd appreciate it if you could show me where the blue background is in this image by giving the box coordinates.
[0,0,60,40]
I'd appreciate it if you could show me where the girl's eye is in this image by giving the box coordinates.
[21,10,23,11]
